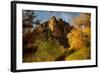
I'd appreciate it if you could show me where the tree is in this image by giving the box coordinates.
[71,13,91,27]
[67,28,86,50]
[67,13,91,50]
[82,27,91,47]
[22,10,41,55]
[22,10,35,28]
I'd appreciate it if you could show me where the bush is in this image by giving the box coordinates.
[33,38,65,62]
[65,47,91,60]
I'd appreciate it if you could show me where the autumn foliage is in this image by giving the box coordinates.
[68,13,91,50]
[67,28,86,50]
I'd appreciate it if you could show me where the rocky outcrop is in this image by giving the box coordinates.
[23,16,72,54]
[48,16,71,37]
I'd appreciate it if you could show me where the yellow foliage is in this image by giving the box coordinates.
[82,27,91,37]
[67,28,86,50]
[65,47,91,60]
[83,27,91,47]
[68,13,91,50]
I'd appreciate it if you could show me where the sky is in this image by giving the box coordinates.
[33,10,80,24]
[23,10,81,25]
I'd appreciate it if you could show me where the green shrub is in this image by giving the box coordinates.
[65,47,91,60]
[33,38,64,62]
